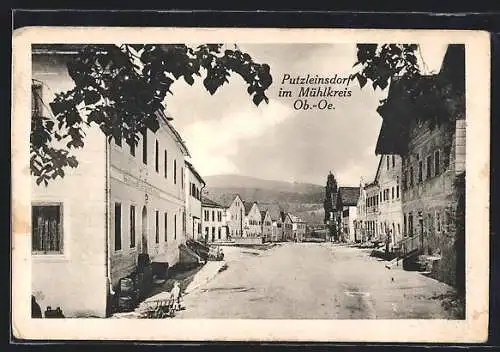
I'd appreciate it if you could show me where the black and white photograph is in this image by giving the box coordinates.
[12,27,489,342]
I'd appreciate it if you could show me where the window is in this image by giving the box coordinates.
[212,211,215,222]
[174,214,177,240]
[418,160,423,183]
[386,156,390,170]
[205,227,209,236]
[32,204,63,254]
[130,205,136,248]
[142,129,148,165]
[408,213,414,235]
[397,223,401,235]
[32,84,43,117]
[115,203,122,251]
[182,211,186,233]
[426,154,432,179]
[436,212,441,232]
[164,212,168,242]
[155,140,159,173]
[173,160,177,184]
[204,210,209,222]
[155,210,159,243]
[198,223,201,234]
[396,177,400,198]
[434,150,440,176]
[409,167,414,187]
[392,155,395,168]
[218,228,221,239]
[391,187,395,199]
[164,150,168,178]
[129,140,136,157]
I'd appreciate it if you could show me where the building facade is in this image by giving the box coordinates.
[261,210,273,242]
[374,154,404,248]
[335,187,359,242]
[185,161,204,242]
[354,179,368,243]
[226,195,245,239]
[375,44,466,288]
[290,215,306,242]
[364,181,381,242]
[202,197,228,243]
[31,45,191,317]
[243,202,262,238]
[282,213,293,241]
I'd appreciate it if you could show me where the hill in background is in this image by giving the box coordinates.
[203,174,326,225]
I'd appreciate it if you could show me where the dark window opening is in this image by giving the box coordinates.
[32,204,63,254]
[142,129,148,165]
[155,210,159,243]
[130,205,136,248]
[115,203,122,251]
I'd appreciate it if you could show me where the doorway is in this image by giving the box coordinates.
[419,218,424,249]
[141,206,148,255]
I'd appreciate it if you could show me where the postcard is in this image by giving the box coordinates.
[11,27,490,342]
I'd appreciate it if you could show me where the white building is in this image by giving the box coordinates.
[226,195,244,239]
[201,197,228,243]
[185,161,205,242]
[31,44,192,317]
[243,201,262,239]
[335,187,359,242]
[374,154,403,247]
[354,178,368,242]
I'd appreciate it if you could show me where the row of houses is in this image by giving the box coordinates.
[30,44,311,318]
[324,44,466,289]
[28,45,221,318]
[201,194,307,244]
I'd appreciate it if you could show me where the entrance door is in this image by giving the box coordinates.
[141,206,148,255]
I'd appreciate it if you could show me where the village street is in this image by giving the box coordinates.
[176,243,462,319]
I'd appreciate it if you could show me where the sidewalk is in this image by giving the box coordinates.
[184,260,227,295]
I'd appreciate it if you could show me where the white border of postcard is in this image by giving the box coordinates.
[11,27,490,343]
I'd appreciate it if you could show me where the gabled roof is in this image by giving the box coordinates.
[185,160,205,186]
[201,196,225,208]
[260,203,283,221]
[243,201,257,215]
[260,210,268,221]
[337,187,359,207]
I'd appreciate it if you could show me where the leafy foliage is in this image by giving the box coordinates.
[353,44,465,129]
[31,44,272,185]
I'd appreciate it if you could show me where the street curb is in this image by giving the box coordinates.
[183,260,227,295]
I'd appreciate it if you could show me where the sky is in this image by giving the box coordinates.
[165,43,448,187]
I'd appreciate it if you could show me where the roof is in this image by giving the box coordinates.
[337,187,359,207]
[374,76,438,156]
[185,160,205,185]
[158,110,190,157]
[259,203,283,221]
[373,154,384,183]
[260,211,268,221]
[201,197,225,208]
[243,201,256,215]
[375,45,465,156]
